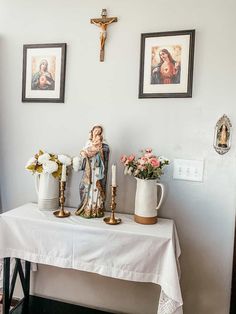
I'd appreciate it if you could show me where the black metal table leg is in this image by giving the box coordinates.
[3,258,11,314]
[2,258,31,314]
[23,261,31,313]
[25,261,31,297]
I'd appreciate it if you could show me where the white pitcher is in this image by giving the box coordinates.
[134,178,164,224]
[35,173,59,210]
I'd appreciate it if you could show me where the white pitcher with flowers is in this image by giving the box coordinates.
[121,149,169,224]
[25,150,64,210]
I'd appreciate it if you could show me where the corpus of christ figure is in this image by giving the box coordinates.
[91,9,118,62]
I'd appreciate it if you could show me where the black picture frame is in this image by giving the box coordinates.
[22,43,67,103]
[139,30,195,98]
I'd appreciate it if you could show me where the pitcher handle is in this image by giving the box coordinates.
[34,173,40,196]
[156,183,164,210]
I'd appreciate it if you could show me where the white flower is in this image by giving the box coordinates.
[159,156,170,163]
[134,169,140,176]
[72,156,80,172]
[124,166,129,175]
[38,153,50,164]
[58,154,72,166]
[43,160,58,174]
[25,157,37,168]
[127,167,133,175]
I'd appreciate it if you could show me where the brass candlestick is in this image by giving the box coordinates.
[104,186,121,225]
[53,181,71,218]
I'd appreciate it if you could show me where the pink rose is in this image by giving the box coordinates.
[138,164,145,171]
[139,157,148,165]
[120,155,127,163]
[128,154,135,162]
[150,158,160,167]
[144,152,153,158]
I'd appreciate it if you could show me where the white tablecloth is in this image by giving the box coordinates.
[0,203,183,314]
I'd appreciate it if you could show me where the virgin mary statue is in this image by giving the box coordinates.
[75,125,110,218]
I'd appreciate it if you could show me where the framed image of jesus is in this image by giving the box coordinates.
[139,30,195,98]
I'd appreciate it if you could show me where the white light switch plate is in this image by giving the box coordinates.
[173,159,204,182]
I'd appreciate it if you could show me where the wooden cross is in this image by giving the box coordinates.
[91,9,118,62]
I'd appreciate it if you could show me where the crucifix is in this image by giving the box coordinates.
[91,9,118,62]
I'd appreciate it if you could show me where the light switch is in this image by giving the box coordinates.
[173,159,204,182]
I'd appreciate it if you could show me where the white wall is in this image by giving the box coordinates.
[0,0,236,313]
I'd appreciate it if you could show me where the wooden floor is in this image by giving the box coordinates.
[0,295,112,314]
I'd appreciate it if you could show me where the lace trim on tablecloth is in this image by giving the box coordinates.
[158,290,182,314]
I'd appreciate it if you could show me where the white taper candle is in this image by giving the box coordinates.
[61,164,67,182]
[112,164,117,187]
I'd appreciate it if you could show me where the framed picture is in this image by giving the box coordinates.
[22,43,67,103]
[139,30,195,98]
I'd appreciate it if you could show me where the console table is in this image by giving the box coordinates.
[0,203,183,314]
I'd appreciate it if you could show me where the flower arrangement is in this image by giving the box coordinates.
[120,148,169,180]
[25,150,71,179]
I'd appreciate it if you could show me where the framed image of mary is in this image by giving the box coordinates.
[139,30,195,98]
[22,43,66,102]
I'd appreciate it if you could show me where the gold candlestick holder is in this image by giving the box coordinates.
[53,181,71,218]
[104,186,121,225]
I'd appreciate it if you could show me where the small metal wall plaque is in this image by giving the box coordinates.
[214,114,232,155]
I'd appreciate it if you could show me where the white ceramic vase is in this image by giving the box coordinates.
[134,178,164,224]
[35,173,59,210]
